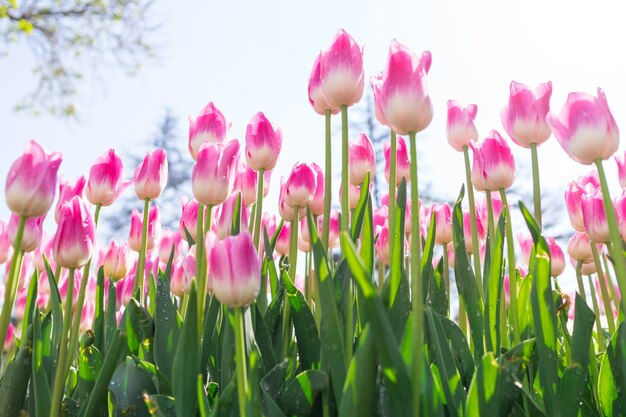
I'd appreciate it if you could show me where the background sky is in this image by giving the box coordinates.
[2,0,626,285]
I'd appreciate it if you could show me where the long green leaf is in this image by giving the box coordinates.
[484,214,505,354]
[0,330,32,417]
[32,310,52,417]
[154,270,181,382]
[421,212,437,304]
[598,321,626,416]
[93,267,105,353]
[340,324,377,417]
[350,171,370,242]
[287,287,320,370]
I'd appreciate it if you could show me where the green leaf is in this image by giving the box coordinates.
[21,270,38,340]
[484,214,505,354]
[279,370,327,416]
[143,394,177,417]
[125,298,155,355]
[421,211,437,304]
[598,321,626,416]
[251,302,276,374]
[263,222,284,299]
[247,349,264,417]
[32,310,52,417]
[340,324,377,417]
[388,178,407,308]
[360,179,374,279]
[93,267,106,353]
[201,295,222,378]
[437,312,475,389]
[105,281,118,354]
[154,270,181,383]
[350,171,370,242]
[109,356,157,417]
[517,272,533,339]
[427,259,449,318]
[198,374,211,417]
[44,256,63,358]
[148,271,158,317]
[465,352,500,416]
[231,192,243,236]
[172,283,200,417]
[260,359,290,417]
[76,344,104,404]
[288,289,320,370]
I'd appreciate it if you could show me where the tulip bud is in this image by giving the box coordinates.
[581,189,610,243]
[188,102,230,160]
[432,203,452,245]
[447,101,479,152]
[134,148,168,200]
[86,149,130,206]
[616,150,626,189]
[349,134,377,185]
[192,140,240,207]
[55,175,86,224]
[245,112,282,171]
[547,237,565,277]
[384,136,411,185]
[128,206,161,252]
[171,247,195,297]
[275,221,290,256]
[9,213,45,253]
[501,81,552,148]
[316,209,340,249]
[469,130,516,191]
[319,29,364,108]
[284,162,317,208]
[564,171,600,232]
[53,197,95,269]
[338,181,362,211]
[207,231,260,308]
[216,193,250,239]
[310,163,325,216]
[278,177,297,222]
[373,206,389,230]
[372,40,432,135]
[6,140,62,218]
[308,53,340,116]
[548,88,619,165]
[102,241,131,282]
[375,225,390,265]
[179,198,199,242]
[567,232,595,263]
[158,229,183,264]
[234,164,271,207]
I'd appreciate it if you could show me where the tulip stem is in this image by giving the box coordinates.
[234,307,248,417]
[499,189,520,345]
[0,214,25,373]
[197,205,212,330]
[252,169,265,249]
[575,260,586,299]
[282,210,299,358]
[409,131,423,417]
[340,105,350,235]
[442,244,450,318]
[322,109,332,251]
[595,159,626,313]
[530,143,542,229]
[65,204,102,381]
[389,130,397,264]
[602,252,620,314]
[50,267,75,417]
[591,243,615,335]
[587,274,606,348]
[134,198,151,304]
[463,145,483,295]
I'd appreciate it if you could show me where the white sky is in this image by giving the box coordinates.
[2,0,626,285]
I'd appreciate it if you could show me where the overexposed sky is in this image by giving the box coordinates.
[2,0,626,283]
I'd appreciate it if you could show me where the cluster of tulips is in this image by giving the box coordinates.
[1,28,626,417]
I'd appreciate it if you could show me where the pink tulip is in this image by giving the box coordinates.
[6,140,62,218]
[54,175,86,223]
[447,100,479,152]
[128,206,161,252]
[278,177,297,222]
[80,300,95,333]
[615,190,626,241]
[464,210,486,254]
[284,162,317,209]
[52,197,95,269]
[0,221,12,264]
[371,40,432,135]
[102,240,131,282]
[501,81,552,148]
[298,236,311,253]
[319,29,364,108]
[349,133,377,185]
[581,189,610,243]
[567,232,595,263]
[317,210,340,249]
[192,140,240,207]
[86,149,130,207]
[216,193,250,239]
[338,181,362,211]
[32,234,52,272]
[234,164,271,207]
[275,221,290,256]
[615,150,626,188]
[469,130,516,191]
[245,112,282,172]
[375,225,391,265]
[188,102,230,160]
[564,171,600,232]
[308,53,340,116]
[573,258,597,275]
[384,136,411,185]
[310,163,325,216]
[179,198,199,242]
[547,237,565,277]
[171,247,195,297]
[261,213,278,240]
[373,206,389,230]
[116,275,134,307]
[207,231,260,308]
[476,192,504,225]
[517,233,534,266]
[432,203,453,245]
[300,216,312,245]
[3,322,15,352]
[8,213,44,253]
[158,229,183,264]
[134,148,168,200]
[548,88,619,165]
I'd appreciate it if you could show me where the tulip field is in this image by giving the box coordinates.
[3,28,626,417]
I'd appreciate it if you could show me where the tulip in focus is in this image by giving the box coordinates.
[470,130,516,191]
[6,140,62,218]
[188,102,230,160]
[134,148,168,200]
[447,100,479,152]
[349,133,377,185]
[548,88,619,165]
[86,149,130,207]
[245,112,282,171]
[128,206,161,252]
[319,29,364,108]
[284,162,317,209]
[192,140,240,207]
[8,213,45,253]
[501,81,552,148]
[384,136,411,185]
[275,221,290,256]
[581,189,610,243]
[278,177,297,222]
[102,241,131,282]
[55,175,86,223]
[179,198,199,242]
[308,53,340,115]
[53,197,96,269]
[207,231,260,308]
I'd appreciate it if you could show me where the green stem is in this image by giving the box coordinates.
[134,198,151,304]
[576,261,587,300]
[530,143,542,229]
[389,130,398,263]
[378,261,385,293]
[198,205,212,329]
[252,168,265,249]
[485,191,495,297]
[50,268,75,417]
[463,145,483,295]
[282,210,299,358]
[595,158,626,312]
[443,244,450,318]
[340,105,350,234]
[500,189,520,344]
[409,131,422,417]
[322,109,332,250]
[234,307,248,417]
[591,243,615,335]
[0,215,25,368]
[603,252,620,315]
[587,274,606,348]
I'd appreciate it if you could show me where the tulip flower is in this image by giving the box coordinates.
[316,209,340,249]
[3,322,15,352]
[158,229,183,264]
[284,162,317,209]
[501,81,552,148]
[469,130,516,192]
[102,241,130,282]
[308,52,340,115]
[207,231,260,308]
[375,225,391,265]
[6,139,62,218]
[615,190,626,241]
[192,140,240,207]
[432,203,453,245]
[275,221,290,256]
[384,136,410,185]
[128,206,161,252]
[171,247,195,297]
[548,88,619,165]
[349,133,376,185]
[447,101,479,152]
[179,198,199,242]
[547,237,565,277]
[134,148,168,200]
[564,171,600,232]
[278,177,297,222]
[615,150,626,189]
[54,175,86,224]
[567,232,596,263]
[517,233,534,266]
[52,197,95,270]
[234,164,271,207]
[245,112,282,172]
[373,206,389,230]
[464,210,486,254]
[338,181,362,211]
[371,40,432,135]
[0,221,11,265]
[319,29,364,108]
[86,149,130,207]
[216,192,250,239]
[188,102,230,160]
[8,213,44,253]
[581,189,610,243]
[310,163,325,216]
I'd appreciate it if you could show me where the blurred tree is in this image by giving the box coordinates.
[0,0,158,117]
